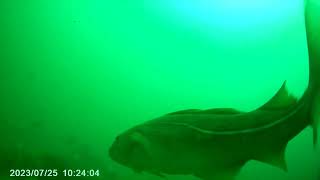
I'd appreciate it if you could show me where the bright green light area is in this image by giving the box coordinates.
[148,0,303,40]
[152,0,301,29]
[2,0,309,111]
[92,0,309,110]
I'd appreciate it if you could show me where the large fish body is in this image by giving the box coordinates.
[109,83,312,180]
[109,1,320,179]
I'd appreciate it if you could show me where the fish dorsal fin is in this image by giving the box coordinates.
[201,108,242,114]
[167,108,241,115]
[167,109,201,115]
[259,81,297,110]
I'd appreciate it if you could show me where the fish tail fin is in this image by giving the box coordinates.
[305,0,320,90]
[305,0,320,148]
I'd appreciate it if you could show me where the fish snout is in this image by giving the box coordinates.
[108,136,120,162]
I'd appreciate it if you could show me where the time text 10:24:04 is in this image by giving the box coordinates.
[9,169,100,177]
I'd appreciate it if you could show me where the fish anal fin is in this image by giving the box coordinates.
[195,163,244,180]
[260,81,297,110]
[196,171,236,180]
[254,144,287,172]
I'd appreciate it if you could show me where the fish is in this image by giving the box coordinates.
[108,1,320,179]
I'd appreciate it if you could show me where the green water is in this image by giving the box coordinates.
[0,0,318,179]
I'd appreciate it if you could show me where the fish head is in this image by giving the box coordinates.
[109,128,152,173]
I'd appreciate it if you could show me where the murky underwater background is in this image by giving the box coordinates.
[0,0,319,179]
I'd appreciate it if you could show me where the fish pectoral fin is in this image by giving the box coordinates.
[133,168,143,174]
[130,132,151,151]
[254,144,288,172]
[259,81,298,110]
[129,131,154,165]
[195,164,243,180]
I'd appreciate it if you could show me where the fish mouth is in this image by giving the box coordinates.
[108,142,129,166]
[108,143,118,162]
[108,146,113,158]
[108,143,144,172]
